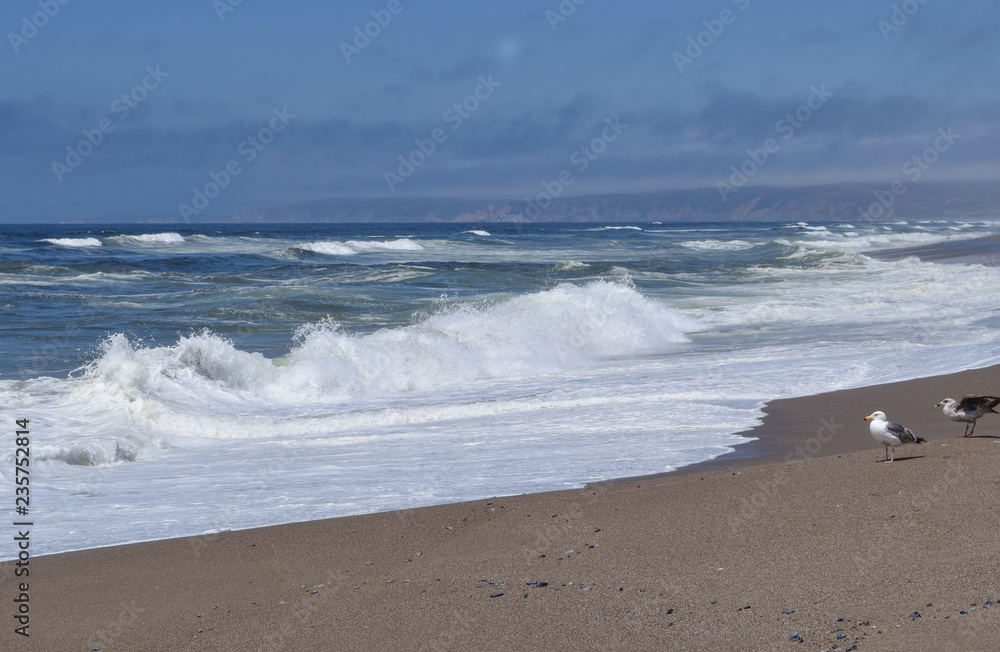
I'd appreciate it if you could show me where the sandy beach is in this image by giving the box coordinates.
[6,365,1000,651]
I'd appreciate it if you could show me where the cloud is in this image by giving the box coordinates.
[3,74,1000,221]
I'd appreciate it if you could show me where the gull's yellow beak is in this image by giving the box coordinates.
[864,415,873,421]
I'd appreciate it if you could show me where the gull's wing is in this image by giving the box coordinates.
[959,395,1000,412]
[886,421,921,444]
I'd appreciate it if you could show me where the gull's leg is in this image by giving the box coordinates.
[966,420,975,437]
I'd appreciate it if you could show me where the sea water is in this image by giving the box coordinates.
[2,220,1000,558]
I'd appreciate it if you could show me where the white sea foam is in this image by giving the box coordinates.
[555,261,589,270]
[18,281,698,463]
[111,233,186,245]
[296,238,424,255]
[463,230,491,236]
[348,238,423,251]
[774,228,988,254]
[680,239,755,251]
[297,241,357,255]
[41,237,102,247]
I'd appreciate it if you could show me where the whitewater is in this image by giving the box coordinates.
[3,220,1000,558]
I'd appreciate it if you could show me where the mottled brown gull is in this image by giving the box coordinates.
[936,395,1000,437]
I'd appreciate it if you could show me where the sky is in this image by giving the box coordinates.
[2,0,999,221]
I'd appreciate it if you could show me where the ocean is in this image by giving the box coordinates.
[3,220,1000,559]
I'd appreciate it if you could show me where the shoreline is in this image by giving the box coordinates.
[22,362,1000,564]
[683,361,1000,472]
[6,363,1000,649]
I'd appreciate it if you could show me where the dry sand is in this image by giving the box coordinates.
[4,365,1000,650]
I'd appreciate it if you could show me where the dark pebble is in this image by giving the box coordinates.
[912,611,921,619]
[788,633,803,643]
[837,634,847,640]
[536,582,549,587]
[782,609,795,615]
[666,608,675,615]
[490,592,504,598]
[960,611,968,615]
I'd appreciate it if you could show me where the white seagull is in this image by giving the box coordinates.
[936,395,1000,437]
[864,411,925,463]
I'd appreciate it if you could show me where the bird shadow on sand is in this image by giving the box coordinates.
[965,434,1000,439]
[874,455,924,463]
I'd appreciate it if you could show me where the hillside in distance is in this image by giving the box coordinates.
[224,181,1000,224]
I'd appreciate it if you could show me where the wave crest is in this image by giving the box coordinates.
[35,282,697,463]
[41,238,102,247]
[109,233,185,245]
[295,238,423,256]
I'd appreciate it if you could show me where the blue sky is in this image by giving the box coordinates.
[2,0,998,221]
